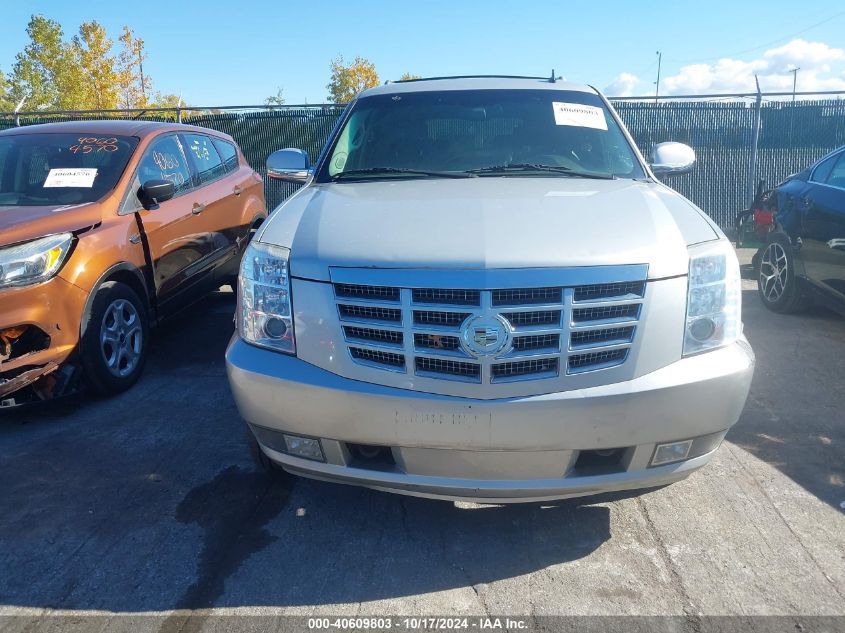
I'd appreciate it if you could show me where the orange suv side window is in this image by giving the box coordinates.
[212,138,239,174]
[183,133,226,185]
[137,135,193,195]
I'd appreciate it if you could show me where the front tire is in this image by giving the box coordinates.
[757,234,808,313]
[80,281,149,395]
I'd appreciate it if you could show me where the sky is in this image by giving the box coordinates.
[1,0,845,106]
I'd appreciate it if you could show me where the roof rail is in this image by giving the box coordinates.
[392,73,560,84]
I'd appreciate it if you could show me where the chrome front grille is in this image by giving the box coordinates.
[491,358,559,380]
[570,326,634,349]
[414,333,462,351]
[412,288,480,305]
[344,326,403,346]
[573,281,645,302]
[334,274,645,384]
[415,357,481,381]
[335,283,400,302]
[338,304,401,323]
[413,310,472,328]
[511,333,560,352]
[349,347,405,369]
[568,349,628,373]
[504,310,561,328]
[493,287,562,306]
[572,304,640,323]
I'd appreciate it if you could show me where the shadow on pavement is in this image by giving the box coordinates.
[2,281,843,612]
[0,288,611,612]
[728,288,845,510]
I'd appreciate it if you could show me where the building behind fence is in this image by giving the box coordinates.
[2,94,844,231]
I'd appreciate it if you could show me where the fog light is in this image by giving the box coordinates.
[283,434,324,461]
[689,317,716,341]
[651,440,693,466]
[264,317,288,339]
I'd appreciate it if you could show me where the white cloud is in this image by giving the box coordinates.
[658,39,845,95]
[604,72,640,97]
[763,39,843,72]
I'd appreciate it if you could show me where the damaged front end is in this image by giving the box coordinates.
[0,325,80,408]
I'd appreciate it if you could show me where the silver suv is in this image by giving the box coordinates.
[226,76,754,503]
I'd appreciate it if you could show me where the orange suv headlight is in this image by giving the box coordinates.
[0,233,73,289]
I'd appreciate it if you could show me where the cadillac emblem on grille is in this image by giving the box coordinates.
[461,314,512,357]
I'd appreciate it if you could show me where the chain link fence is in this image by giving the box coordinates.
[2,95,844,230]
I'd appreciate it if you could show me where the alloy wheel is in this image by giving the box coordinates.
[759,242,789,302]
[99,299,143,378]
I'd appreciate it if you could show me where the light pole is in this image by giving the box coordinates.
[654,51,662,103]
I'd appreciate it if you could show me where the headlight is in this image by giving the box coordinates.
[237,241,295,354]
[0,233,73,289]
[684,240,741,356]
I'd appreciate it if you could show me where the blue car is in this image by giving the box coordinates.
[757,146,845,314]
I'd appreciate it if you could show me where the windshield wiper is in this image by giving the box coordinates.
[332,167,476,180]
[468,163,616,179]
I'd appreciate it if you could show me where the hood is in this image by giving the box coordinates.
[0,202,103,248]
[261,178,720,281]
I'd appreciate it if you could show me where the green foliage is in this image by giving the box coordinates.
[3,15,167,112]
[399,73,421,81]
[327,56,379,103]
[116,26,150,109]
[265,87,285,107]
[0,68,13,111]
[71,21,120,109]
[8,15,69,110]
[151,92,182,108]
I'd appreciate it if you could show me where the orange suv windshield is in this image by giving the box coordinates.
[0,133,138,207]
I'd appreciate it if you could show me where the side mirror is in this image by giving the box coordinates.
[649,142,696,177]
[267,148,311,183]
[140,179,175,207]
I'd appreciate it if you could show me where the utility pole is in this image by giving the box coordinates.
[789,67,800,103]
[748,75,762,202]
[138,47,146,103]
[789,67,800,148]
[654,51,662,103]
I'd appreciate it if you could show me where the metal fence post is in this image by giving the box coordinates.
[748,77,762,203]
[177,107,182,124]
[13,96,26,127]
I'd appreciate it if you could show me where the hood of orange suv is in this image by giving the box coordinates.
[0,201,104,248]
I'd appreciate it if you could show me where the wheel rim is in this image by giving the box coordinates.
[759,242,789,302]
[99,299,143,378]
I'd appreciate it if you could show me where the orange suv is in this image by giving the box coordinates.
[0,120,266,406]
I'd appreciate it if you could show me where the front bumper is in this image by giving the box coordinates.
[226,337,755,502]
[0,277,88,399]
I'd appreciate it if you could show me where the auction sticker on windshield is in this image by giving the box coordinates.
[43,168,98,188]
[552,102,607,130]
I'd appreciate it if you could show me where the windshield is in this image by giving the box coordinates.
[318,89,645,181]
[0,133,138,206]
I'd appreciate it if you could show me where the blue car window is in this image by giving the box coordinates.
[810,152,840,184]
[826,153,845,190]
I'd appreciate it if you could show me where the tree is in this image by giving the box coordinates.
[116,26,149,109]
[327,56,379,103]
[5,15,169,113]
[7,15,71,110]
[399,73,421,81]
[0,69,13,111]
[264,87,285,107]
[151,91,182,108]
[71,21,120,109]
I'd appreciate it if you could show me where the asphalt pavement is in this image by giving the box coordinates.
[1,250,843,630]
